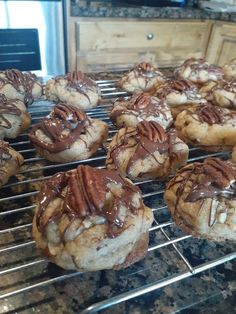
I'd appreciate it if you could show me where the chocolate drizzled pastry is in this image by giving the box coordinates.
[32,165,153,271]
[110,92,173,130]
[175,58,223,85]
[223,58,236,80]
[0,69,42,105]
[0,140,24,187]
[175,103,236,152]
[29,103,108,162]
[117,62,165,93]
[200,80,236,109]
[45,71,101,110]
[196,104,224,125]
[155,78,206,107]
[164,157,236,241]
[0,93,31,139]
[106,121,189,181]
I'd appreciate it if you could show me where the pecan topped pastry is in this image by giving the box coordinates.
[29,103,108,162]
[164,157,236,241]
[117,62,166,93]
[0,69,42,105]
[106,121,189,181]
[200,80,236,109]
[223,58,236,81]
[155,78,207,117]
[110,92,173,129]
[0,93,31,139]
[32,165,154,271]
[175,103,236,151]
[45,70,101,110]
[175,58,223,86]
[0,140,24,187]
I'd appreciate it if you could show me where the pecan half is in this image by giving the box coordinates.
[196,104,224,125]
[203,158,236,188]
[171,79,195,91]
[68,71,84,82]
[137,121,167,143]
[53,103,87,123]
[5,69,24,84]
[136,62,154,73]
[128,93,151,110]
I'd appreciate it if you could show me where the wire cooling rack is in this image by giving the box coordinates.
[0,80,236,313]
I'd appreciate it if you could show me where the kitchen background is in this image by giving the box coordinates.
[0,1,236,313]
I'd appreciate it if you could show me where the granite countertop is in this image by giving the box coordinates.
[0,71,236,314]
[71,3,236,22]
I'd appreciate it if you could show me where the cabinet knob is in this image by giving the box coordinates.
[147,33,154,40]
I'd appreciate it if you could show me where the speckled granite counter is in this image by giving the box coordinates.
[71,4,236,22]
[0,71,236,314]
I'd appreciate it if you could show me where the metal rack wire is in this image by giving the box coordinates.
[0,80,236,313]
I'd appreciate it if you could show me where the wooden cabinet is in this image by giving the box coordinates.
[68,19,212,72]
[206,22,236,66]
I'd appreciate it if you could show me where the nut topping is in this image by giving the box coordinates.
[136,62,154,73]
[137,121,167,143]
[5,69,24,83]
[68,71,84,82]
[128,93,151,110]
[196,104,224,125]
[171,79,195,91]
[203,158,236,188]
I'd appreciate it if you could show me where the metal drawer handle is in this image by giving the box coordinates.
[147,33,154,40]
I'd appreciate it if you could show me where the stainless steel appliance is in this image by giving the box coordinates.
[0,0,66,77]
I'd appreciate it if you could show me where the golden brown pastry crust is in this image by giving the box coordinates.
[117,62,165,93]
[175,58,223,85]
[164,158,236,241]
[110,92,173,129]
[0,140,24,187]
[223,58,236,80]
[106,121,189,181]
[45,71,101,110]
[175,104,236,151]
[200,80,236,109]
[0,69,42,105]
[29,103,108,163]
[32,165,154,271]
[0,94,31,139]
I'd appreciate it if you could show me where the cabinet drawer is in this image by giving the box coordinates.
[76,20,211,52]
[206,22,236,65]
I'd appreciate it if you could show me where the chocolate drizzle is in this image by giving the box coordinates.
[55,71,99,104]
[29,103,89,153]
[167,158,236,227]
[196,104,224,125]
[110,93,168,122]
[107,121,177,175]
[36,165,142,237]
[0,94,21,129]
[0,69,40,105]
[156,79,200,100]
[0,140,11,164]
[0,140,12,183]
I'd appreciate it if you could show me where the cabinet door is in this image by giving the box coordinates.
[74,19,212,72]
[206,22,236,66]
